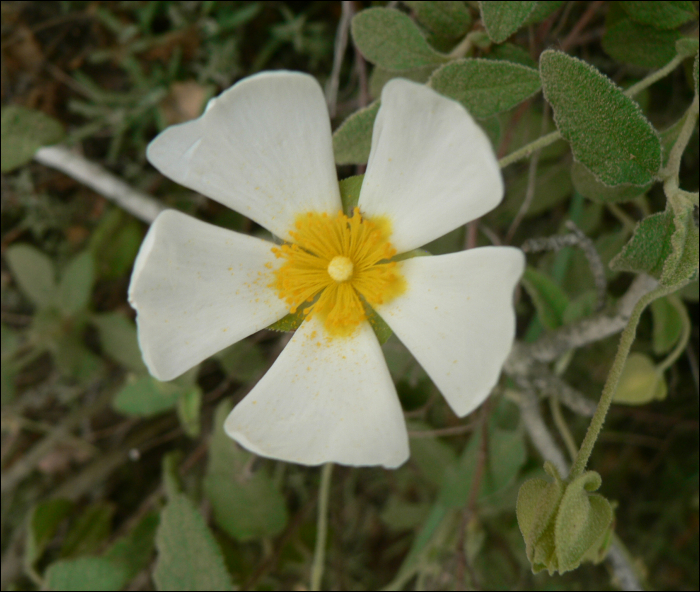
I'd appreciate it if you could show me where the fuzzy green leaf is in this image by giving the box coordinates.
[521,267,570,330]
[216,340,267,382]
[5,244,57,309]
[404,1,472,38]
[176,386,201,438]
[1,105,64,172]
[369,65,437,99]
[613,352,667,404]
[480,1,536,43]
[351,8,447,71]
[60,503,114,559]
[113,375,182,417]
[92,312,146,373]
[203,401,288,542]
[154,493,234,591]
[58,251,95,316]
[488,43,537,68]
[571,162,650,204]
[540,50,661,186]
[603,18,680,68]
[610,210,674,278]
[620,1,697,29]
[333,101,380,165]
[661,204,699,288]
[429,58,541,118]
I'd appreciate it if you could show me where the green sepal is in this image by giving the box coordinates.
[517,462,614,575]
[266,309,305,333]
[339,174,364,215]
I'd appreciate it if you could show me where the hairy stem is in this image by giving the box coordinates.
[570,284,674,478]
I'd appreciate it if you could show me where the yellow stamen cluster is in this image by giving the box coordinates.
[271,208,405,337]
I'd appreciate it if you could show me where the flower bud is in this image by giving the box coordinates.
[516,462,614,574]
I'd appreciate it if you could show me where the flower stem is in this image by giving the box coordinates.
[310,462,333,591]
[498,53,688,170]
[569,284,674,478]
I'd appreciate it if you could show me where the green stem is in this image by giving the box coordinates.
[662,94,699,182]
[499,130,562,169]
[569,284,673,478]
[550,395,578,461]
[499,53,688,170]
[310,462,333,591]
[656,296,691,373]
[623,53,686,98]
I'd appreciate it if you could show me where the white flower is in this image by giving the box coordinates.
[128,71,524,469]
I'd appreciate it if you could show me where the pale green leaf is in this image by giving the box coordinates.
[429,58,541,118]
[603,17,680,69]
[332,101,379,165]
[408,420,458,488]
[650,297,684,354]
[154,493,234,591]
[92,312,146,373]
[610,210,674,278]
[203,401,288,542]
[1,105,64,172]
[216,340,266,382]
[571,161,650,204]
[5,244,57,308]
[381,498,430,532]
[51,334,104,383]
[521,267,570,330]
[403,1,472,38]
[479,1,537,43]
[620,1,697,29]
[58,251,95,316]
[176,386,201,438]
[613,353,667,404]
[540,50,661,186]
[351,8,447,71]
[113,375,182,417]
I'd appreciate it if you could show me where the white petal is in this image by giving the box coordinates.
[224,316,409,468]
[358,79,503,253]
[128,210,287,381]
[376,247,524,417]
[147,71,341,240]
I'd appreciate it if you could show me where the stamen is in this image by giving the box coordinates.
[271,208,405,337]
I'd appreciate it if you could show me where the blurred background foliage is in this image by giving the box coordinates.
[0,1,698,591]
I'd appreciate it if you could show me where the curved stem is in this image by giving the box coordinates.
[656,296,691,374]
[569,284,674,478]
[550,395,578,461]
[310,462,333,591]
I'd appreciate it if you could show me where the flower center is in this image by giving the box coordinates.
[327,256,353,282]
[271,208,405,337]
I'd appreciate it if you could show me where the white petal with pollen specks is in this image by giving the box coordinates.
[224,315,409,468]
[146,71,341,241]
[128,210,287,381]
[376,247,524,417]
[358,79,503,254]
